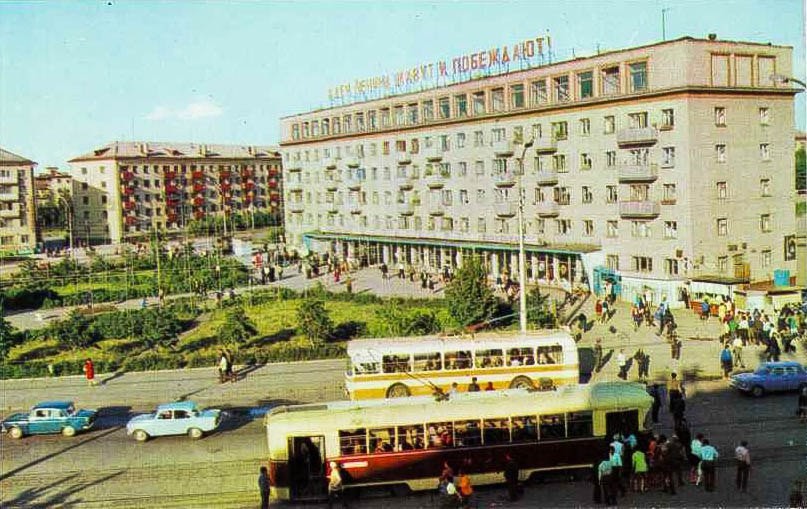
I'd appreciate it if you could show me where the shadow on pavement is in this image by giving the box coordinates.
[3,470,124,508]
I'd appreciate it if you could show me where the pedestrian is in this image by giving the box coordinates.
[670,395,686,430]
[720,344,733,379]
[601,298,610,323]
[609,434,626,497]
[701,300,710,321]
[598,452,616,506]
[594,338,603,373]
[218,351,229,384]
[631,447,648,493]
[649,384,662,424]
[657,435,676,495]
[668,435,687,488]
[668,372,683,403]
[732,335,745,368]
[456,469,473,508]
[635,349,650,380]
[83,358,98,386]
[503,453,520,501]
[595,298,603,322]
[798,386,807,422]
[448,382,459,397]
[258,466,270,509]
[735,440,750,493]
[700,439,719,492]
[670,335,682,361]
[327,461,348,509]
[467,377,480,392]
[617,349,627,380]
[225,349,235,383]
[690,433,704,485]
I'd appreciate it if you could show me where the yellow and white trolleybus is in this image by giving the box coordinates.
[345,330,579,400]
[265,381,652,501]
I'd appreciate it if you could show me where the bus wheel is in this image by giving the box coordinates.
[386,383,410,398]
[510,376,535,390]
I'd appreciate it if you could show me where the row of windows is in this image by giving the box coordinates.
[337,411,595,456]
[0,234,31,246]
[716,215,775,235]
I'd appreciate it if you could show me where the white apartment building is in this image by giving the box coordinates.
[279,36,800,306]
[0,148,37,254]
[68,142,282,245]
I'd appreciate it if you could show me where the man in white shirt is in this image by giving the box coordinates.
[732,336,745,368]
[617,350,627,380]
[735,441,750,492]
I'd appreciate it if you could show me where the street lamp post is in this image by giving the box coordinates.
[515,138,535,335]
[771,74,807,88]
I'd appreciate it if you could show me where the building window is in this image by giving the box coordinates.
[407,104,418,124]
[759,214,772,232]
[457,162,467,176]
[530,79,548,105]
[552,154,567,173]
[759,107,770,125]
[662,184,677,204]
[606,151,617,167]
[717,256,729,273]
[333,117,341,134]
[629,62,647,92]
[491,128,506,143]
[343,114,352,132]
[365,112,374,131]
[393,106,405,125]
[664,221,678,239]
[421,101,433,121]
[606,220,618,238]
[553,187,570,205]
[580,153,592,170]
[579,118,591,136]
[714,107,726,126]
[606,254,619,270]
[477,217,486,233]
[438,98,450,119]
[631,221,651,238]
[715,144,727,163]
[553,75,570,102]
[456,133,466,148]
[472,91,485,115]
[556,219,572,235]
[292,124,300,140]
[578,71,593,99]
[312,120,321,136]
[474,131,484,147]
[476,189,486,203]
[662,147,676,167]
[628,112,648,129]
[82,196,89,205]
[581,186,592,203]
[491,88,505,112]
[632,256,653,273]
[551,121,568,140]
[664,258,679,276]
[761,249,772,268]
[603,115,615,134]
[661,108,674,129]
[396,140,407,153]
[760,178,771,197]
[510,84,525,109]
[475,161,485,175]
[606,186,618,203]
[583,219,594,236]
[440,135,450,151]
[717,217,728,236]
[601,66,620,95]
[759,143,770,160]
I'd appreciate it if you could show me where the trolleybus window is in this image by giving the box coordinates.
[427,422,454,448]
[539,414,566,439]
[566,411,594,438]
[444,350,472,370]
[339,428,367,456]
[383,354,411,373]
[454,420,482,447]
[413,352,441,372]
[474,349,504,368]
[537,345,562,364]
[398,424,425,450]
[353,361,380,374]
[483,417,511,444]
[370,427,395,453]
[512,415,539,441]
[507,347,535,366]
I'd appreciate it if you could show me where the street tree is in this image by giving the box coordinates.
[141,307,184,350]
[49,309,96,350]
[217,305,257,347]
[0,313,18,360]
[525,287,556,328]
[444,258,498,328]
[297,298,333,346]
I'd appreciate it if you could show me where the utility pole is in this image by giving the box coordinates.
[516,138,534,335]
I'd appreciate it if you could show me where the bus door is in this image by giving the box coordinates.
[288,435,326,500]
[605,410,638,439]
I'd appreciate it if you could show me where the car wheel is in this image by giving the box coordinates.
[8,426,23,439]
[510,376,535,390]
[751,385,764,397]
[386,383,410,398]
[61,426,76,437]
[188,427,204,439]
[133,429,149,442]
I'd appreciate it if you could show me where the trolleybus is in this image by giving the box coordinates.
[265,381,652,501]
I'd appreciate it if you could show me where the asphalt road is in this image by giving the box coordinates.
[2,368,805,508]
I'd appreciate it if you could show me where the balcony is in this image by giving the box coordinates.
[219,169,232,178]
[121,171,134,182]
[286,164,302,172]
[534,137,557,154]
[397,202,414,216]
[397,175,414,190]
[123,201,136,211]
[619,200,661,218]
[618,163,659,183]
[492,140,515,157]
[288,201,305,213]
[428,204,445,216]
[122,186,135,196]
[345,157,360,168]
[241,167,254,176]
[0,189,19,201]
[425,146,444,162]
[164,171,177,180]
[349,203,363,215]
[326,202,339,214]
[425,174,445,189]
[536,201,559,217]
[193,183,206,193]
[324,179,339,191]
[535,169,558,186]
[191,170,205,180]
[165,184,180,194]
[244,181,256,190]
[268,180,278,189]
[495,201,517,218]
[323,157,339,170]
[0,204,19,218]
[125,216,138,226]
[616,127,658,147]
[345,177,362,191]
[396,153,412,165]
[494,172,517,187]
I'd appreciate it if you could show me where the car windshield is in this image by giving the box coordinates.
[66,405,75,415]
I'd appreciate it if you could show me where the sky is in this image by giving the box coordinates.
[0,0,804,169]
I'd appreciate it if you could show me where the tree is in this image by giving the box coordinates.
[444,258,498,328]
[217,305,257,347]
[296,298,333,346]
[796,146,806,192]
[49,309,96,350]
[525,287,557,328]
[375,305,442,337]
[0,314,18,360]
[141,307,184,350]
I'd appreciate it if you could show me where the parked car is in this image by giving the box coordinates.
[0,401,97,439]
[126,401,221,441]
[730,361,807,397]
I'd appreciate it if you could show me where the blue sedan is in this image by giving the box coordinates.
[730,361,807,397]
[1,401,97,439]
[126,401,221,441]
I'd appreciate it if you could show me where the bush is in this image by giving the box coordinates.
[331,321,368,341]
[297,298,333,345]
[0,287,59,310]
